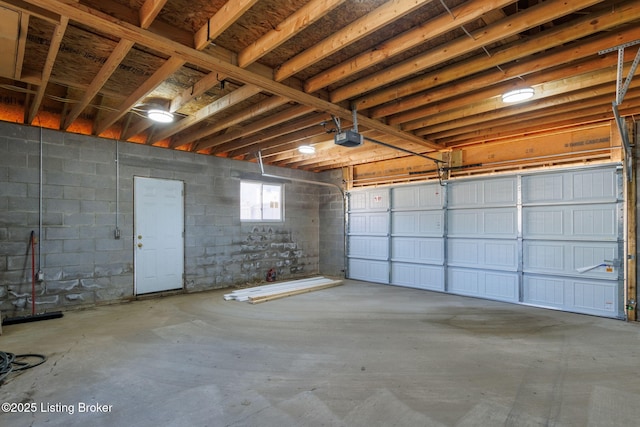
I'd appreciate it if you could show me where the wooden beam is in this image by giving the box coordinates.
[62,39,135,130]
[456,124,614,170]
[0,0,59,24]
[304,0,516,94]
[139,0,167,29]
[0,6,20,79]
[416,78,634,139]
[274,0,436,82]
[627,136,637,320]
[355,1,640,110]
[374,26,640,120]
[208,107,322,154]
[175,96,291,149]
[24,0,439,149]
[331,0,602,103]
[238,0,346,68]
[273,139,403,170]
[91,0,253,137]
[349,124,614,183]
[406,67,622,134]
[193,0,258,50]
[148,84,263,144]
[170,71,222,114]
[27,16,67,124]
[436,91,640,147]
[228,125,328,158]
[65,0,172,132]
[94,56,184,135]
[85,0,351,145]
[14,9,28,79]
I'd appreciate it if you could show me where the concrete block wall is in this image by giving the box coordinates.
[0,121,342,316]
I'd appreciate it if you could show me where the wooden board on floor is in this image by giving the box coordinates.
[249,280,343,304]
[224,276,343,304]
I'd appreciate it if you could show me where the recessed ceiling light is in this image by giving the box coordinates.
[147,108,174,123]
[298,145,316,154]
[502,87,535,103]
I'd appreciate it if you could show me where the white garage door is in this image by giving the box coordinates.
[389,183,445,291]
[521,168,622,317]
[347,188,390,283]
[346,165,624,318]
[447,176,519,303]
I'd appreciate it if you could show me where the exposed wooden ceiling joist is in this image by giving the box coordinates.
[0,0,637,176]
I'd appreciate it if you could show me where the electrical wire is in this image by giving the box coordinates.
[0,351,47,385]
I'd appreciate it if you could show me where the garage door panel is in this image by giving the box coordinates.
[391,263,444,291]
[522,168,618,204]
[524,275,618,316]
[349,236,388,260]
[448,268,519,302]
[484,272,519,301]
[523,275,565,306]
[391,237,444,264]
[448,208,518,238]
[349,212,389,235]
[571,169,618,201]
[571,207,617,237]
[523,205,618,240]
[524,241,618,280]
[349,188,390,211]
[448,177,516,207]
[523,241,565,272]
[573,280,617,314]
[392,211,444,236]
[448,238,518,271]
[448,268,480,295]
[349,258,389,283]
[392,184,443,209]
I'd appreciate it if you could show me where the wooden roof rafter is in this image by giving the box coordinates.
[304,0,517,94]
[203,107,324,154]
[91,0,259,136]
[26,15,68,124]
[355,0,640,111]
[181,96,292,150]
[130,0,343,146]
[332,0,603,104]
[402,58,633,134]
[375,25,640,121]
[274,0,437,82]
[1,0,639,172]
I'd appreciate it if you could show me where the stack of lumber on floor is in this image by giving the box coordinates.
[224,276,342,304]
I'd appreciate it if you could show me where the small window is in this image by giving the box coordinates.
[240,181,283,221]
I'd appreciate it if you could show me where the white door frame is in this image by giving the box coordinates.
[133,176,185,295]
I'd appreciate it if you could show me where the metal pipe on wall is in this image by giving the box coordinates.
[38,125,43,275]
[114,139,121,239]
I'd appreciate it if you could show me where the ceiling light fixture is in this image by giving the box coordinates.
[501,87,535,103]
[147,108,174,123]
[298,145,316,154]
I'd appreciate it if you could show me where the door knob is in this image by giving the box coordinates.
[137,243,143,248]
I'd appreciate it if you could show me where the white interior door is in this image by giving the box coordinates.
[134,177,184,295]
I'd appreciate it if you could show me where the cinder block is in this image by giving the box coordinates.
[1,182,27,198]
[45,251,94,267]
[45,226,80,240]
[64,186,96,201]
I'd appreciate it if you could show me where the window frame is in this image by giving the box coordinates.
[240,180,284,222]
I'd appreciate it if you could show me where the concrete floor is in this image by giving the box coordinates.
[0,280,639,427]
